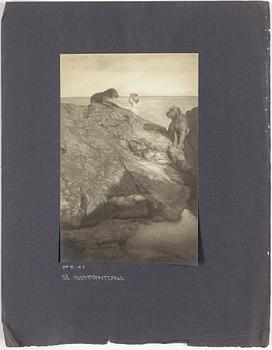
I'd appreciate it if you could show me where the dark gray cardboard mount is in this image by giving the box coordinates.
[1,1,270,347]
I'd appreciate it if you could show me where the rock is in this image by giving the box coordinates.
[184,107,198,171]
[123,158,189,222]
[61,102,194,229]
[122,209,198,264]
[61,219,138,261]
[61,211,198,264]
[167,107,198,215]
[143,122,168,137]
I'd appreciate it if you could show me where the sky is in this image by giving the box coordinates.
[60,53,198,97]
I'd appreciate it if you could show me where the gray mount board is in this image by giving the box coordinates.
[2,1,270,347]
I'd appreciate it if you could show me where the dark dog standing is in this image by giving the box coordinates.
[166,106,189,149]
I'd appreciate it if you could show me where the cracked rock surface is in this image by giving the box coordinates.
[61,102,198,263]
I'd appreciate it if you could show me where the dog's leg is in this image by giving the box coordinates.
[173,132,178,146]
[168,122,176,145]
[176,131,182,148]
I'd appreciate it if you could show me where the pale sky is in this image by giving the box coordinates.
[60,53,198,97]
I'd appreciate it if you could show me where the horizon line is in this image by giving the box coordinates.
[61,95,198,98]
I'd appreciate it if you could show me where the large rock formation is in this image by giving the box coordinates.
[60,102,198,262]
[167,107,198,215]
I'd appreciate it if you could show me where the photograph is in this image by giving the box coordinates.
[60,53,198,264]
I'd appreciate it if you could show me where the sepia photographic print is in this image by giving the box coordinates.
[60,53,198,265]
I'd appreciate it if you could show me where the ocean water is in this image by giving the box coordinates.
[61,96,198,128]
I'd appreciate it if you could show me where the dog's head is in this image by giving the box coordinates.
[166,106,182,120]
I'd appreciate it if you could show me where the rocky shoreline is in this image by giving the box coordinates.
[61,102,198,263]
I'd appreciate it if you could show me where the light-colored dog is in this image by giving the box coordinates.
[166,106,190,149]
[128,93,140,107]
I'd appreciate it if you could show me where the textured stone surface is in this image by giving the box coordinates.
[60,102,198,263]
[61,103,197,228]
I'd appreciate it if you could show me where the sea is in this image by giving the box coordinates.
[61,96,198,128]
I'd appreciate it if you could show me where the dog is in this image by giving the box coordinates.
[128,93,140,107]
[166,106,190,149]
[90,88,119,105]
